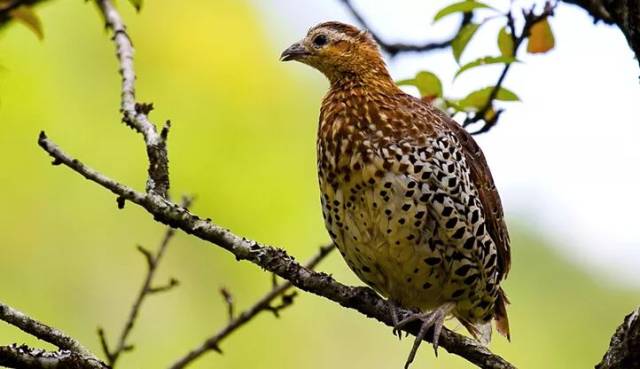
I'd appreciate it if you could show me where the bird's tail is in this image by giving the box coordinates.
[459,288,510,345]
[494,287,511,341]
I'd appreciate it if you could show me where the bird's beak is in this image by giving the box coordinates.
[280,41,309,62]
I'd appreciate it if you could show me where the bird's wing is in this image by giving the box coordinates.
[441,117,511,280]
[435,114,512,339]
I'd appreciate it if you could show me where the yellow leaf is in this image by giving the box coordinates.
[9,5,44,40]
[527,18,554,54]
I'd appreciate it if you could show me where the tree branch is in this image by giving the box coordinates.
[596,307,640,369]
[0,344,106,369]
[0,302,107,369]
[168,244,335,369]
[465,2,557,134]
[95,0,170,198]
[37,132,515,369]
[33,2,516,368]
[0,302,93,357]
[339,0,470,57]
[97,197,192,367]
[562,0,640,69]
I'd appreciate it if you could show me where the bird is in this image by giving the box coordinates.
[281,21,511,368]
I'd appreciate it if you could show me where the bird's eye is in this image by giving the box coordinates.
[313,34,328,47]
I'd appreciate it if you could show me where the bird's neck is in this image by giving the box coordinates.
[327,62,398,93]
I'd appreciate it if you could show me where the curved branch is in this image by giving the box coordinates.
[562,0,640,68]
[37,132,515,369]
[339,0,469,56]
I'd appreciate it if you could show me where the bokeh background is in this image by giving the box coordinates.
[1,1,638,368]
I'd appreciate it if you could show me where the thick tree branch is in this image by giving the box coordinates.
[96,0,170,197]
[0,344,106,369]
[98,197,192,368]
[37,132,515,369]
[339,0,470,57]
[596,307,640,369]
[563,0,640,68]
[168,244,335,369]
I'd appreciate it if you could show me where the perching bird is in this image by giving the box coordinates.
[281,21,510,367]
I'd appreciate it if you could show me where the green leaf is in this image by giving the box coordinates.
[452,22,480,63]
[454,56,517,79]
[498,26,514,57]
[458,86,520,111]
[433,1,493,23]
[128,0,142,11]
[397,71,443,99]
[9,5,43,40]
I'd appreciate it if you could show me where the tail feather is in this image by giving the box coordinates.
[459,319,492,345]
[494,287,511,340]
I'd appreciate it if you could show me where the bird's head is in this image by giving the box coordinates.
[280,21,389,83]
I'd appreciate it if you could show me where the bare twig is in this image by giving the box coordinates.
[465,2,557,134]
[596,307,640,369]
[168,244,335,369]
[37,132,515,369]
[98,196,193,367]
[339,0,471,56]
[0,302,107,368]
[219,288,235,322]
[0,344,107,369]
[95,0,170,198]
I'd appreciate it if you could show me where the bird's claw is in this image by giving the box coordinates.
[389,302,405,340]
[394,303,455,369]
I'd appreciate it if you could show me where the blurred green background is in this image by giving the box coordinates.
[0,1,637,369]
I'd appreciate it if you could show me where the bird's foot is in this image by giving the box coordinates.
[394,302,455,369]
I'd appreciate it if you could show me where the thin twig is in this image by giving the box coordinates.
[168,244,335,369]
[465,2,557,134]
[95,0,170,198]
[98,196,193,367]
[339,0,471,56]
[219,287,235,322]
[37,132,515,369]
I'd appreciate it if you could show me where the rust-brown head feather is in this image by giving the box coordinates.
[281,21,389,84]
